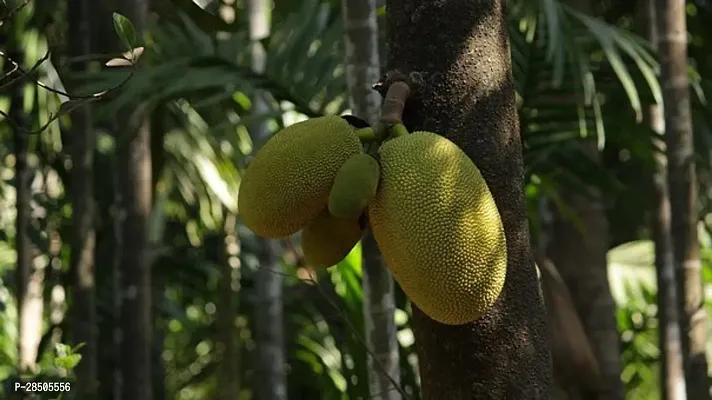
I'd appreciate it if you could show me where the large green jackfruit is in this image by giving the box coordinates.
[328,153,380,220]
[368,131,507,325]
[302,209,364,268]
[238,116,362,238]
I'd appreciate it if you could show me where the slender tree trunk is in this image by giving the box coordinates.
[112,152,124,400]
[542,0,624,397]
[150,106,167,400]
[247,1,287,399]
[114,0,153,396]
[216,214,242,400]
[546,141,622,400]
[8,71,44,375]
[637,1,687,399]
[67,0,98,395]
[115,2,153,395]
[342,0,401,398]
[657,0,710,397]
[385,1,552,398]
[117,100,153,400]
[254,239,287,400]
[13,102,42,374]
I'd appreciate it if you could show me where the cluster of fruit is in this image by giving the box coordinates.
[237,115,507,325]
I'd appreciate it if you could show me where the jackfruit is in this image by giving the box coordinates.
[238,115,362,238]
[302,209,365,268]
[328,154,381,220]
[368,131,507,325]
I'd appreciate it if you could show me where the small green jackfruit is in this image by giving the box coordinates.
[302,209,364,268]
[328,153,381,220]
[238,116,362,238]
[368,131,507,325]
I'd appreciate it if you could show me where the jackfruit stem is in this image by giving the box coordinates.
[389,123,409,138]
[380,81,411,125]
[356,127,376,142]
[373,122,389,142]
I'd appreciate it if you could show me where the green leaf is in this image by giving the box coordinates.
[607,240,655,306]
[54,353,83,370]
[169,0,239,33]
[112,12,138,51]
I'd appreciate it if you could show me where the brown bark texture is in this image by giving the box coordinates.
[118,102,154,400]
[637,1,687,399]
[67,0,99,395]
[385,0,552,398]
[115,0,154,398]
[656,0,710,398]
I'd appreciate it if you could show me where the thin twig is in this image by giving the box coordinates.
[0,0,31,27]
[279,239,413,400]
[0,49,136,134]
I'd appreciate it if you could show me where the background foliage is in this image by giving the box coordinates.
[2,0,712,399]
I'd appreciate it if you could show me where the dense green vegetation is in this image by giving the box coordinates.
[2,0,712,399]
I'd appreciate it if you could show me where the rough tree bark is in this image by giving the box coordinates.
[385,0,552,398]
[656,0,710,397]
[637,1,687,399]
[116,1,153,399]
[342,0,401,398]
[67,0,98,395]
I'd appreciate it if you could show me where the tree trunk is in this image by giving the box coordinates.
[6,51,45,374]
[637,1,687,399]
[13,93,43,375]
[247,1,288,399]
[546,148,622,400]
[150,106,167,400]
[215,215,242,400]
[657,0,710,397]
[114,1,154,394]
[67,0,98,395]
[115,0,153,396]
[117,100,153,400]
[385,1,552,398]
[342,0,401,398]
[112,151,124,400]
[254,239,287,400]
[543,1,624,399]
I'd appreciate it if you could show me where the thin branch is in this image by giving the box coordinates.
[0,49,136,134]
[0,0,31,27]
[280,238,412,400]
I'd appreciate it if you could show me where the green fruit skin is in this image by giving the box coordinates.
[328,153,381,220]
[238,115,361,238]
[302,209,364,268]
[368,131,507,325]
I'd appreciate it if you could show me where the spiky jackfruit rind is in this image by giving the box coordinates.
[368,131,507,325]
[238,115,362,238]
[302,209,364,268]
[328,154,381,220]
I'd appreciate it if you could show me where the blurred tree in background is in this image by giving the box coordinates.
[2,0,712,399]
